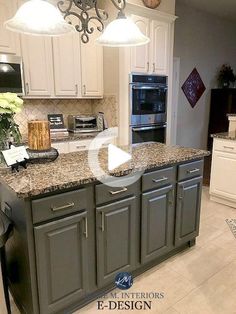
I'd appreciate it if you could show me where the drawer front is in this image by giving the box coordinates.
[178,160,203,181]
[213,138,236,154]
[32,189,87,224]
[52,142,69,154]
[142,167,176,192]
[68,140,92,152]
[95,179,140,206]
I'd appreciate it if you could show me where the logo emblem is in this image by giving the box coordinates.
[115,272,133,290]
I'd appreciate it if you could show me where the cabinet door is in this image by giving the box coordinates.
[53,33,81,97]
[175,177,202,246]
[21,36,54,97]
[96,196,137,287]
[150,20,169,75]
[34,212,88,314]
[141,185,175,264]
[0,0,20,55]
[131,15,150,73]
[80,20,103,98]
[210,150,236,201]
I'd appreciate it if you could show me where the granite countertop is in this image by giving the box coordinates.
[0,142,210,199]
[227,114,236,117]
[211,132,236,141]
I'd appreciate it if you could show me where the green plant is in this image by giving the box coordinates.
[218,64,236,87]
[0,92,23,145]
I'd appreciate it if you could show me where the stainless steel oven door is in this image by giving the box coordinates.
[131,124,166,144]
[130,84,167,126]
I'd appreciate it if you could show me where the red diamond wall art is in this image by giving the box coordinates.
[182,68,206,108]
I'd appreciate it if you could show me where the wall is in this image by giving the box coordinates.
[15,96,118,139]
[174,1,236,149]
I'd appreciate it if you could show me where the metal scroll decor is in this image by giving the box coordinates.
[57,0,127,43]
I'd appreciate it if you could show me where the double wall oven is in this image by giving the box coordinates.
[130,73,168,144]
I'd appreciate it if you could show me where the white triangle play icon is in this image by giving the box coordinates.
[108,144,132,171]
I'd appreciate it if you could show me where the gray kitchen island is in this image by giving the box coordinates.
[0,142,209,314]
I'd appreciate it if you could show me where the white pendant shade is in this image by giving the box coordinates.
[96,17,150,47]
[4,0,74,36]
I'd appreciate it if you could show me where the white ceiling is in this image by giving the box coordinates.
[180,0,236,22]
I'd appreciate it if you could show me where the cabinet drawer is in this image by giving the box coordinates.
[95,179,140,206]
[213,139,236,154]
[68,139,92,152]
[32,189,87,224]
[142,167,175,192]
[52,142,69,154]
[178,160,203,181]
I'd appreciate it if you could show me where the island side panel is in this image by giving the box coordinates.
[1,185,39,314]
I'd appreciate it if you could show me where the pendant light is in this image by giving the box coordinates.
[96,12,150,47]
[4,0,74,36]
[4,0,150,47]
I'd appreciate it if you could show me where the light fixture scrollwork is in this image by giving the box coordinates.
[57,0,127,43]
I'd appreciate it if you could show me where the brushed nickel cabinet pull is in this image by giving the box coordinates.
[223,146,234,150]
[152,177,168,183]
[83,85,86,95]
[51,202,75,212]
[25,83,29,95]
[147,62,150,72]
[153,63,155,73]
[101,212,105,232]
[84,216,88,238]
[187,168,200,174]
[76,145,87,149]
[75,84,78,95]
[169,189,175,205]
[109,187,128,195]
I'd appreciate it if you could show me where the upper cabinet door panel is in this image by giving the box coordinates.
[131,15,150,73]
[80,20,103,98]
[53,33,81,97]
[0,0,20,54]
[21,36,54,97]
[151,20,169,75]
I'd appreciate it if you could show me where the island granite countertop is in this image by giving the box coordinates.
[0,142,210,199]
[211,131,236,141]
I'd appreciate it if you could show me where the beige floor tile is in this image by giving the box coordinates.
[173,260,236,314]
[165,242,235,286]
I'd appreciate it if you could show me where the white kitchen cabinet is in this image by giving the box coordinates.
[130,14,169,75]
[210,138,236,208]
[53,33,81,97]
[131,15,150,73]
[151,20,169,75]
[0,0,20,55]
[80,20,103,98]
[21,35,54,97]
[52,142,70,154]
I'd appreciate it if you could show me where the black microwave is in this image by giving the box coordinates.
[0,54,24,95]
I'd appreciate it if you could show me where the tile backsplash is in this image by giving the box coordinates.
[15,95,118,138]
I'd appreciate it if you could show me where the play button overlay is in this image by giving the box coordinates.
[108,144,131,171]
[88,127,147,188]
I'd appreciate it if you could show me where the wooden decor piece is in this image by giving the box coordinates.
[28,121,51,151]
[142,0,161,9]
